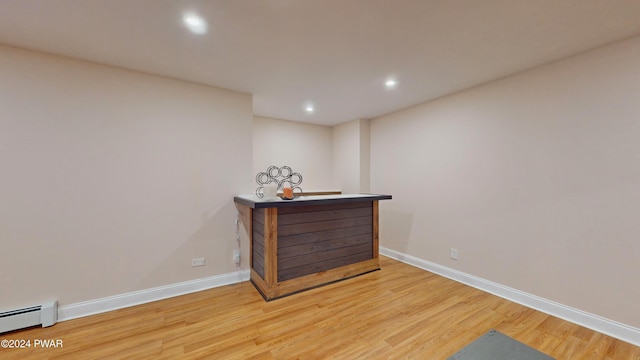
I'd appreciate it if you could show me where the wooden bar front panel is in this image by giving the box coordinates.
[246,199,385,300]
[252,208,265,279]
[277,202,373,281]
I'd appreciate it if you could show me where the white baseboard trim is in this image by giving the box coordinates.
[58,269,250,322]
[380,247,640,347]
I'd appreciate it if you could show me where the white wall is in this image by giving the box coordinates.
[253,116,334,191]
[359,119,370,193]
[332,119,370,193]
[371,36,640,328]
[0,45,253,310]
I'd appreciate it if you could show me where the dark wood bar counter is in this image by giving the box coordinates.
[234,194,392,300]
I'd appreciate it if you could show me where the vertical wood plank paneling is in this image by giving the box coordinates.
[264,207,278,285]
[252,226,265,278]
[373,200,379,259]
[248,208,254,269]
[252,208,267,279]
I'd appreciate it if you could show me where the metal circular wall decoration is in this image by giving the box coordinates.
[255,165,303,198]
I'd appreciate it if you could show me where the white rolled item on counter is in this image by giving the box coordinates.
[263,183,277,199]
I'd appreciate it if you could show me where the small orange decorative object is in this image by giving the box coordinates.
[282,187,294,199]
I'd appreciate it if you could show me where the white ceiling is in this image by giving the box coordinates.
[2,0,640,126]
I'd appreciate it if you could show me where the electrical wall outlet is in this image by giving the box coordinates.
[233,249,240,264]
[450,248,458,260]
[192,258,205,267]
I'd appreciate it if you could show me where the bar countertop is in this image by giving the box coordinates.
[234,193,392,209]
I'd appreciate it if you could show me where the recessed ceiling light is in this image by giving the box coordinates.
[182,14,208,35]
[305,105,315,113]
[385,79,398,88]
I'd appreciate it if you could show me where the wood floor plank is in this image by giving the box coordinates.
[1,256,638,359]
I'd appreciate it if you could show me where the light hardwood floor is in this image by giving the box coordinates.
[1,256,638,359]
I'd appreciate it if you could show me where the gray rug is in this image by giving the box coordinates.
[448,330,555,360]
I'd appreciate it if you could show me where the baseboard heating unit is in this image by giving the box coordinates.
[0,301,58,333]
